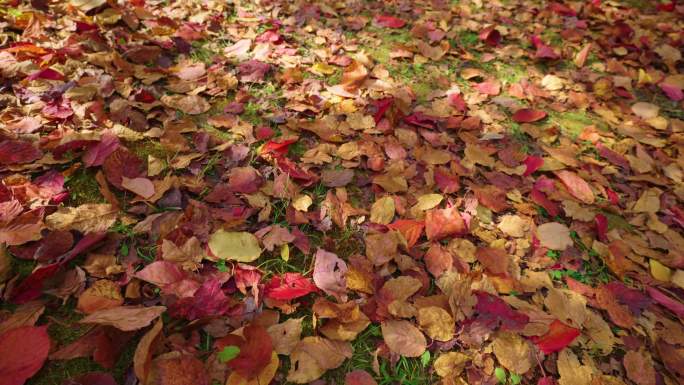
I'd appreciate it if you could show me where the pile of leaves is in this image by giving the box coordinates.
[1,0,684,384]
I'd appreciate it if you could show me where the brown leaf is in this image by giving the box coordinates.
[340,61,368,92]
[80,306,166,331]
[77,280,124,314]
[417,306,454,341]
[623,350,655,385]
[287,337,352,383]
[381,320,427,357]
[492,331,534,374]
[45,204,117,234]
[134,319,164,385]
[536,222,573,251]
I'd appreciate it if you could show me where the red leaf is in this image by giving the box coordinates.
[474,291,529,331]
[0,326,50,385]
[170,278,231,320]
[374,15,406,28]
[102,148,145,189]
[387,219,424,248]
[595,214,608,242]
[548,2,577,16]
[228,166,263,194]
[475,247,510,276]
[42,97,73,119]
[83,132,120,167]
[479,27,501,47]
[237,60,271,82]
[260,139,296,157]
[523,156,544,176]
[0,140,43,165]
[434,167,460,194]
[512,108,547,123]
[425,206,466,241]
[531,320,580,354]
[225,324,273,379]
[26,68,64,81]
[264,273,318,301]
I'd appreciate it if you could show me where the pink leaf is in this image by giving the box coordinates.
[0,326,50,385]
[555,170,595,204]
[646,287,684,319]
[660,82,684,101]
[313,248,348,302]
[475,79,501,96]
[121,177,155,199]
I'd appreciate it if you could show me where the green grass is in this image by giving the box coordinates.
[126,139,170,160]
[550,110,608,138]
[65,168,104,205]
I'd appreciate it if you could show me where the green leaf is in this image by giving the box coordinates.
[494,367,507,384]
[218,346,240,363]
[420,350,430,367]
[215,259,228,273]
[510,373,522,385]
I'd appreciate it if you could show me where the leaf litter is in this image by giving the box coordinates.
[0,0,683,385]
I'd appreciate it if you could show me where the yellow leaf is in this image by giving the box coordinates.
[292,194,313,212]
[281,244,290,262]
[370,196,395,224]
[414,194,443,211]
[311,62,336,76]
[208,230,262,262]
[434,352,470,378]
[649,259,672,282]
[417,306,454,341]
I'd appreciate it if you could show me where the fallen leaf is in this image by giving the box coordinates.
[381,320,427,357]
[45,204,117,233]
[208,230,262,262]
[623,350,656,385]
[531,320,580,354]
[0,326,50,385]
[313,248,348,302]
[287,337,352,383]
[492,331,534,374]
[555,171,595,204]
[80,306,166,331]
[345,370,378,385]
[417,306,454,341]
[536,222,573,251]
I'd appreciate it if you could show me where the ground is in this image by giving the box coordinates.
[1,0,684,385]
